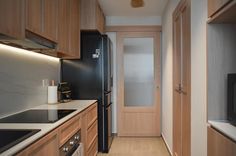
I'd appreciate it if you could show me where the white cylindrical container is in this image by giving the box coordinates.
[48,86,58,104]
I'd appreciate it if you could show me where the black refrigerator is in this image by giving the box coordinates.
[61,32,113,153]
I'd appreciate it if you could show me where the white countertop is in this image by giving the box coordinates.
[0,100,97,156]
[208,120,236,142]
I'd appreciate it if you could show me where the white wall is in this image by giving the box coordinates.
[106,16,162,26]
[191,0,207,155]
[161,0,180,153]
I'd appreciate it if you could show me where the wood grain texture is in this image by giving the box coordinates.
[16,129,59,156]
[43,0,58,41]
[0,0,25,39]
[116,31,161,137]
[68,0,81,58]
[25,0,43,36]
[59,114,81,146]
[172,1,191,156]
[80,0,96,30]
[106,26,162,32]
[87,104,98,128]
[87,120,98,151]
[57,0,70,53]
[98,137,170,156]
[208,126,236,156]
[208,0,232,17]
[88,137,98,156]
[208,0,236,23]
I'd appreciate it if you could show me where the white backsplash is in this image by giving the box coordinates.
[0,44,60,118]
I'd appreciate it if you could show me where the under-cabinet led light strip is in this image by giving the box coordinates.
[0,44,60,62]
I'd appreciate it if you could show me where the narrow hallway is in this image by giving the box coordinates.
[98,137,170,156]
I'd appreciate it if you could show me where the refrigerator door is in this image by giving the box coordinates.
[103,91,113,152]
[103,35,113,93]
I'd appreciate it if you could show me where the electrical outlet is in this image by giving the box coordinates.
[42,79,49,87]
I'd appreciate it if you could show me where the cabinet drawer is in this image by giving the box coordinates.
[59,114,81,146]
[87,137,98,156]
[17,130,59,156]
[87,120,98,150]
[87,104,97,128]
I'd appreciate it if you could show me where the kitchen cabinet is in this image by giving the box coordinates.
[25,0,58,42]
[16,103,97,156]
[82,104,98,156]
[57,0,80,58]
[17,129,59,156]
[80,0,105,34]
[208,126,236,156]
[208,0,236,23]
[208,0,232,17]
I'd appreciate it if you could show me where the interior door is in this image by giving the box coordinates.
[173,1,191,156]
[117,32,161,136]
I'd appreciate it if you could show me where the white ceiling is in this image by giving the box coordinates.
[98,0,168,16]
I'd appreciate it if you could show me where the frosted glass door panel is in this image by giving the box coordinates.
[124,38,154,107]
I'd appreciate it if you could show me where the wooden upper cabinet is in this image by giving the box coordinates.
[96,4,105,34]
[57,0,80,58]
[0,0,24,39]
[80,0,105,34]
[208,0,232,17]
[69,0,81,58]
[25,0,58,42]
[208,0,236,23]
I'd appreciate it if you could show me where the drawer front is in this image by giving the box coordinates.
[59,114,81,146]
[87,137,98,156]
[87,103,97,128]
[87,120,98,150]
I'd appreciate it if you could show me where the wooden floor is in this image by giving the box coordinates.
[98,137,170,156]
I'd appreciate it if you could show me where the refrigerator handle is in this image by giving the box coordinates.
[92,49,100,59]
[104,91,111,94]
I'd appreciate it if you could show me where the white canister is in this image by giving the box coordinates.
[47,86,58,104]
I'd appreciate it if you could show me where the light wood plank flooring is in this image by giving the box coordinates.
[98,137,170,156]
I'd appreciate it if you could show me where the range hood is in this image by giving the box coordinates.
[0,30,57,52]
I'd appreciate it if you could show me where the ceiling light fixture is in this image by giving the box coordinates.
[131,0,145,8]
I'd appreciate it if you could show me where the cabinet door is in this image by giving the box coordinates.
[25,0,43,35]
[57,0,70,53]
[208,127,236,156]
[0,0,24,39]
[43,0,58,42]
[69,0,80,58]
[26,0,57,42]
[96,3,105,34]
[208,0,232,17]
[17,130,59,156]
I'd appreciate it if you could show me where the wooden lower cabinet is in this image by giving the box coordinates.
[17,129,59,156]
[208,126,236,156]
[16,103,98,156]
[83,104,98,156]
[87,137,98,156]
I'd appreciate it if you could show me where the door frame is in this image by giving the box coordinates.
[116,30,161,136]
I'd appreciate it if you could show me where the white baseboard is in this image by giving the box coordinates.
[161,133,173,156]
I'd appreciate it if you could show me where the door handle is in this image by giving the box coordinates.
[175,84,182,94]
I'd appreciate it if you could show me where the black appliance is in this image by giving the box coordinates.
[59,130,82,156]
[58,82,72,103]
[0,109,76,123]
[227,74,236,126]
[0,129,40,153]
[61,32,113,153]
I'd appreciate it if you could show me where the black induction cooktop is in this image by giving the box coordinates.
[0,109,76,123]
[0,129,40,154]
